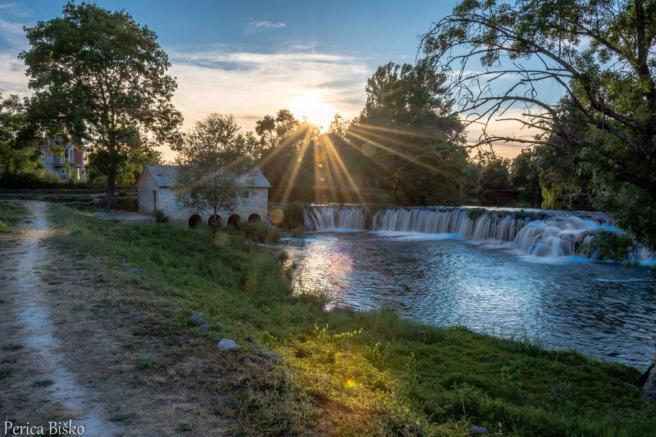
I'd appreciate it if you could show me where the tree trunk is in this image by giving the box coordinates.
[105,167,117,210]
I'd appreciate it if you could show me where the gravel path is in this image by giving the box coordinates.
[0,201,120,435]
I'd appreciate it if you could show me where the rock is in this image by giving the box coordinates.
[255,348,280,364]
[126,266,141,275]
[470,425,488,434]
[198,323,210,333]
[245,335,255,343]
[190,313,206,327]
[217,338,238,351]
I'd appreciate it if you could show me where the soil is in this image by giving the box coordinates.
[0,201,232,436]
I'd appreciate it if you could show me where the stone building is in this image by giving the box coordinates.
[138,165,270,227]
[40,142,88,181]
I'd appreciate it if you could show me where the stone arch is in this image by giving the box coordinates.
[248,213,261,223]
[188,214,202,228]
[227,213,241,228]
[208,214,222,228]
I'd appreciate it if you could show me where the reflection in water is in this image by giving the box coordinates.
[284,232,656,370]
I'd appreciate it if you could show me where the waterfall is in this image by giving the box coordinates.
[371,207,617,259]
[303,205,366,231]
[303,204,647,261]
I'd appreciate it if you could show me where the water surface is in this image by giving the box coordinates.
[285,231,656,370]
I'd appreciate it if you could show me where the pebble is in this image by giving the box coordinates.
[217,338,238,351]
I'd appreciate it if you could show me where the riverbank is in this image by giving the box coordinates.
[44,204,656,435]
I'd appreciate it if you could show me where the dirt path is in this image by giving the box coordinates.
[0,201,120,434]
[1,201,232,436]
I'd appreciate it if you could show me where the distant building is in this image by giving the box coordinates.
[40,142,88,181]
[138,164,271,227]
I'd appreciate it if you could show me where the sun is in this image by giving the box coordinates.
[289,92,336,129]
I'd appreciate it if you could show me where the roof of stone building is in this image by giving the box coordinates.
[144,165,271,189]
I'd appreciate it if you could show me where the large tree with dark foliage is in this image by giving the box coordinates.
[348,59,467,204]
[21,2,182,207]
[421,0,656,249]
[254,109,319,202]
[423,0,656,399]
[0,94,40,185]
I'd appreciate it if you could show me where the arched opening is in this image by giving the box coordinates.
[208,214,222,228]
[248,213,261,223]
[188,214,202,228]
[227,214,241,229]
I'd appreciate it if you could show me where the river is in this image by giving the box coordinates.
[283,205,656,370]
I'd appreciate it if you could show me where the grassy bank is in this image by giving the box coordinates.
[48,204,655,436]
[0,200,27,232]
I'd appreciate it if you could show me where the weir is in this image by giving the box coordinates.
[302,204,645,261]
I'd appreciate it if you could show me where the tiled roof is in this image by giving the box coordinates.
[144,165,271,189]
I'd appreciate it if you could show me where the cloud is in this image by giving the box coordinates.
[168,48,370,133]
[247,19,286,31]
[0,52,27,96]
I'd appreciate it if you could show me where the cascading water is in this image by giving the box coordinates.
[303,204,650,263]
[303,205,366,231]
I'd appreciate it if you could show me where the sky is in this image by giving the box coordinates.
[0,0,562,159]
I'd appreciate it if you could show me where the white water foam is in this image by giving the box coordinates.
[304,204,654,264]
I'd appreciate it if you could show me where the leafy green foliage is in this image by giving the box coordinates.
[592,231,636,262]
[423,0,656,250]
[350,59,467,204]
[174,114,255,235]
[0,94,41,187]
[254,110,318,202]
[241,222,281,244]
[21,2,182,206]
[281,202,304,229]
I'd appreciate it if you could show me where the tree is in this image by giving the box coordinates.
[174,114,254,235]
[476,152,511,204]
[349,59,467,204]
[510,148,541,207]
[21,1,182,207]
[254,110,318,202]
[421,0,656,249]
[0,94,41,186]
[423,0,656,398]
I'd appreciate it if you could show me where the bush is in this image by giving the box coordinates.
[155,210,168,223]
[241,222,268,243]
[241,222,281,244]
[265,226,281,244]
[592,231,636,262]
[282,202,304,229]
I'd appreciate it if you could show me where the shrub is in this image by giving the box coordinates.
[592,231,636,262]
[241,222,281,245]
[241,222,268,243]
[155,210,168,223]
[265,226,281,244]
[282,202,304,229]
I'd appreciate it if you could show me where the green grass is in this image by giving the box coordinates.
[47,205,656,436]
[0,200,27,233]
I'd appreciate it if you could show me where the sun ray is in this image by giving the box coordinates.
[278,127,313,204]
[322,135,369,211]
[355,122,447,140]
[346,130,445,174]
